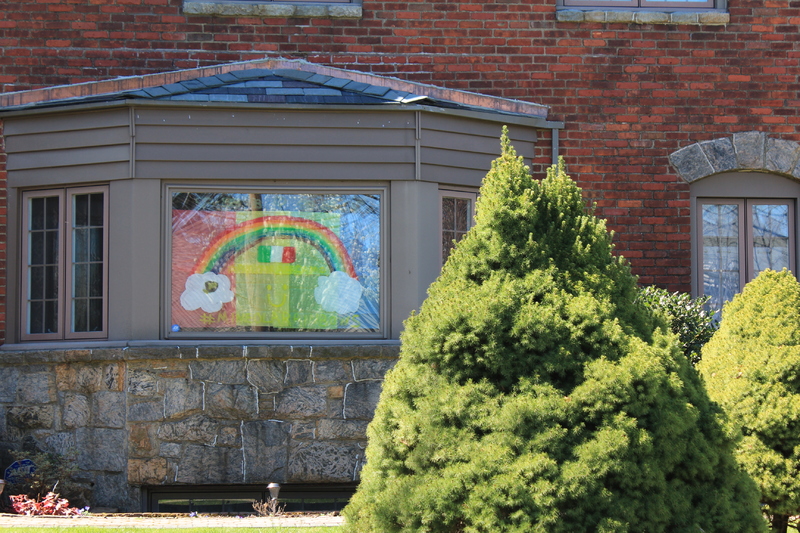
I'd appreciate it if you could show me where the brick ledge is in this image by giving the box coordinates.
[183,0,362,18]
[556,9,729,25]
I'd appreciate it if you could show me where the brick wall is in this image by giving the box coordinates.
[3,0,800,294]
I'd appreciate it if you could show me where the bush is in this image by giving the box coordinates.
[6,450,88,507]
[699,269,800,533]
[637,286,716,365]
[343,129,764,533]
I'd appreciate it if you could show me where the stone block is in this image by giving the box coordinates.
[127,370,160,397]
[189,360,247,384]
[63,393,90,428]
[327,398,344,419]
[163,379,204,419]
[310,345,357,359]
[196,346,243,359]
[44,432,77,456]
[314,361,350,383]
[128,457,168,484]
[328,4,362,18]
[63,350,93,363]
[246,360,285,392]
[275,386,328,418]
[606,11,635,23]
[291,421,316,440]
[18,371,54,404]
[102,364,124,391]
[555,10,584,23]
[124,347,183,360]
[285,360,313,385]
[635,11,669,24]
[343,381,382,420]
[91,348,126,362]
[318,419,369,440]
[733,131,766,170]
[176,444,243,483]
[583,10,606,23]
[7,405,55,429]
[700,138,736,174]
[669,143,714,183]
[353,359,395,381]
[217,425,241,447]
[92,472,134,510]
[128,401,163,422]
[288,441,363,482]
[669,12,698,24]
[159,442,182,458]
[242,420,290,483]
[766,137,800,174]
[0,368,20,402]
[158,414,219,445]
[92,391,126,428]
[205,383,259,419]
[294,4,327,17]
[76,428,126,472]
[129,424,155,456]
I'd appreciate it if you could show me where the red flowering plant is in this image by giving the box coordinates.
[10,491,84,516]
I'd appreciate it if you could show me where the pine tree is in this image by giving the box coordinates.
[343,129,764,533]
[699,269,800,533]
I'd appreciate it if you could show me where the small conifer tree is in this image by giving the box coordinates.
[699,269,800,533]
[343,129,764,533]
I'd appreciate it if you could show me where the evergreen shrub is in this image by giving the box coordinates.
[637,286,716,365]
[699,269,800,533]
[343,129,764,532]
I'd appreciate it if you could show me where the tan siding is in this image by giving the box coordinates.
[137,161,416,181]
[8,145,131,171]
[5,109,132,182]
[134,107,418,181]
[7,163,132,188]
[418,113,537,187]
[4,108,130,135]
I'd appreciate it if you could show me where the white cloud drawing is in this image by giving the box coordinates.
[314,271,363,315]
[180,272,235,313]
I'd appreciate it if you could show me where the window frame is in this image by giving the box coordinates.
[697,197,796,315]
[439,188,478,266]
[20,186,109,342]
[164,184,387,340]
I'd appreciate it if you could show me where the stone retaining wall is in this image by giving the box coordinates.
[0,344,398,510]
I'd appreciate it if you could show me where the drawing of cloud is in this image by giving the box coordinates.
[314,271,364,315]
[180,272,235,313]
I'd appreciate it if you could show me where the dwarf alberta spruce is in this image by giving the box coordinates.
[343,129,764,533]
[700,269,800,533]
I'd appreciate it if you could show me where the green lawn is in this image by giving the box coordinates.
[8,518,796,533]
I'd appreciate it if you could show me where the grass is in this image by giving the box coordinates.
[0,526,342,533]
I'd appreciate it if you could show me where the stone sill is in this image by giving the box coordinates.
[183,0,362,18]
[556,9,729,25]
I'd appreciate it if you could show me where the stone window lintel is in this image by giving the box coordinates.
[183,1,363,19]
[556,9,729,25]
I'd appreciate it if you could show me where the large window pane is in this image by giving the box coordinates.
[71,191,105,334]
[26,195,60,336]
[752,203,790,274]
[702,203,740,314]
[170,191,381,334]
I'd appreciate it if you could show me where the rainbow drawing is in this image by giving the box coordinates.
[191,215,358,279]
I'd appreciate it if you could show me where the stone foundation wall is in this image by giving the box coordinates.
[0,344,398,510]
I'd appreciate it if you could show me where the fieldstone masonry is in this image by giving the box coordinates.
[0,344,398,510]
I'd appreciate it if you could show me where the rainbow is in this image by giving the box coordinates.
[192,215,358,279]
